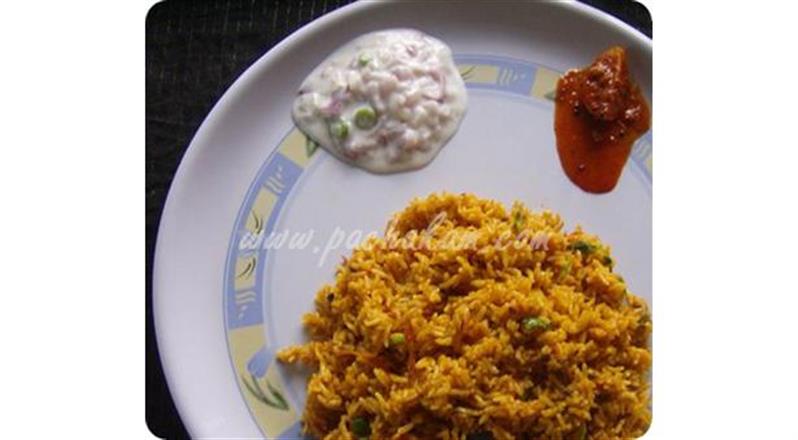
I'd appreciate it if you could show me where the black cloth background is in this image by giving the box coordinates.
[145,1,651,438]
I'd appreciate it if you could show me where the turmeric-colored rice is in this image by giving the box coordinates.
[278,193,651,440]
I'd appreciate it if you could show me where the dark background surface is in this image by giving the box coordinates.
[145,1,651,438]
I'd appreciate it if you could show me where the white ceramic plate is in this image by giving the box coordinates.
[154,1,652,437]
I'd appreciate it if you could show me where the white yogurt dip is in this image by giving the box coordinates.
[292,29,468,173]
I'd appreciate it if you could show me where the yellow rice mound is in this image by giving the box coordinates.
[278,193,651,440]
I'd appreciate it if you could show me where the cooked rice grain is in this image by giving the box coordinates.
[278,193,651,440]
